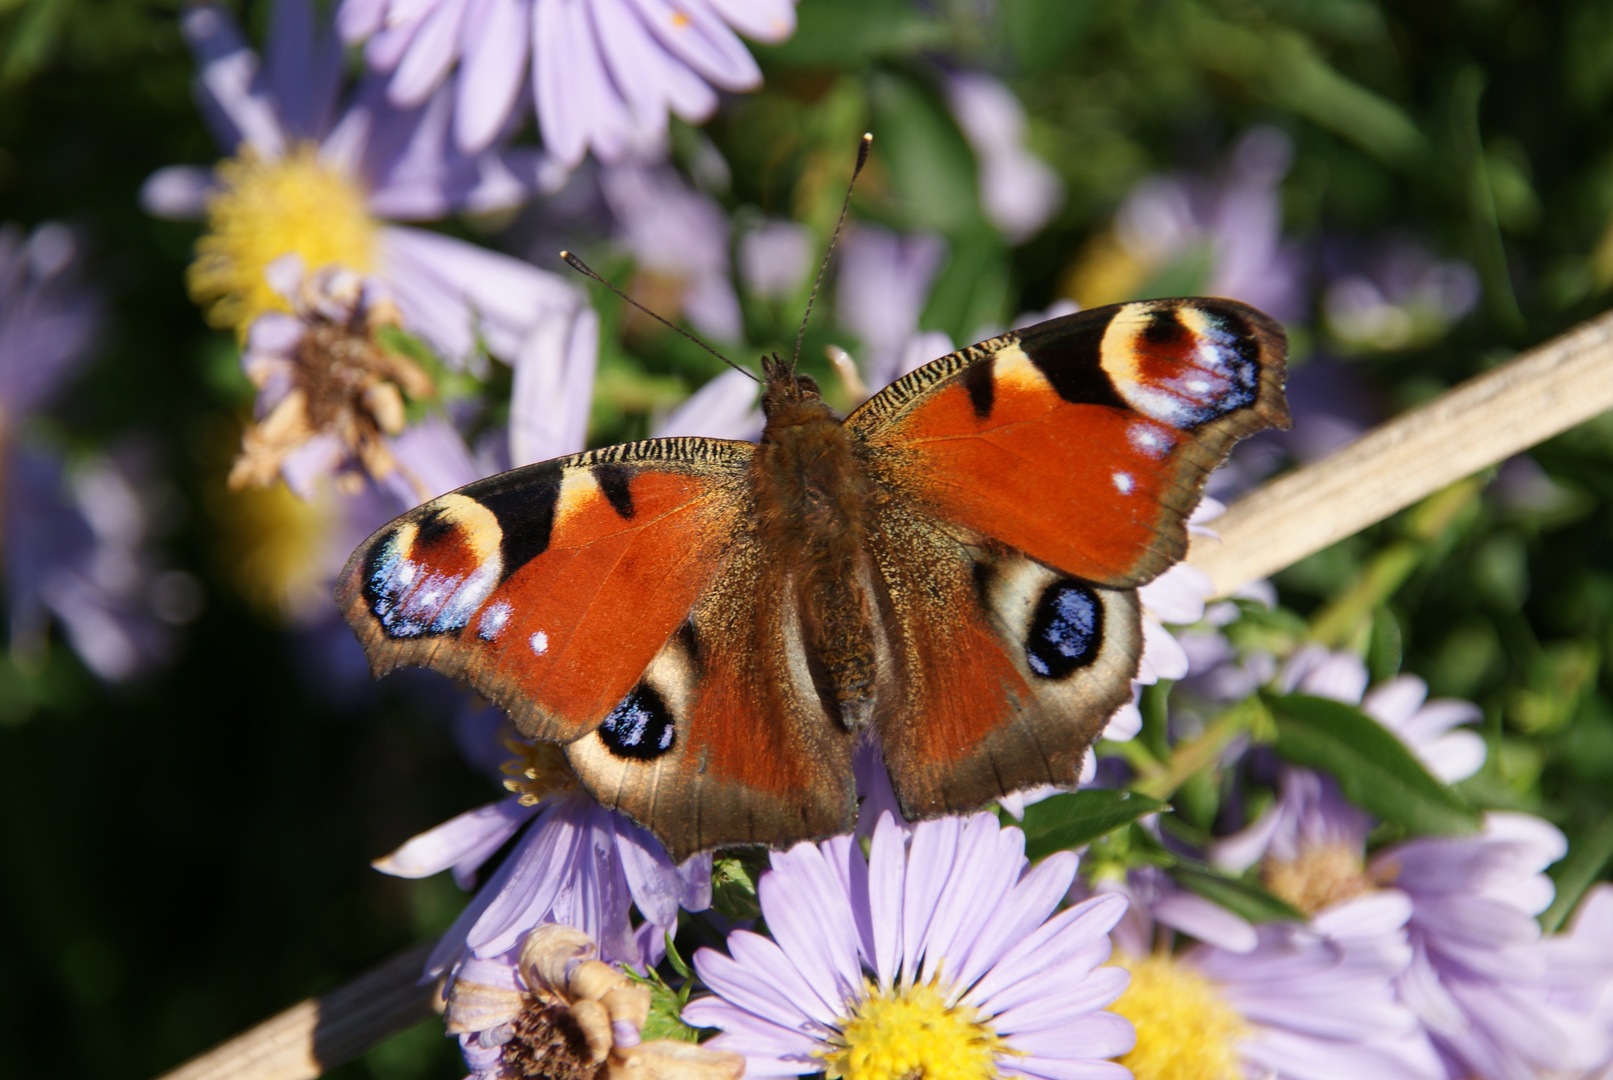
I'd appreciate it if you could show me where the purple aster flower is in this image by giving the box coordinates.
[739,218,813,302]
[682,809,1136,1079]
[0,223,196,682]
[445,923,744,1080]
[6,446,194,681]
[1323,239,1479,351]
[378,735,711,980]
[1372,815,1613,1079]
[1104,872,1442,1080]
[653,368,762,440]
[1279,645,1487,784]
[0,222,101,417]
[143,0,589,372]
[833,224,947,392]
[946,73,1063,242]
[600,162,741,342]
[1088,127,1302,322]
[336,0,799,159]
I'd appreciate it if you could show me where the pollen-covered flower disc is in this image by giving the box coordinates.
[682,811,1135,1080]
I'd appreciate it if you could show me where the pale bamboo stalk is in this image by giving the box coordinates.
[154,307,1613,1080]
[1187,307,1613,596]
[155,940,441,1080]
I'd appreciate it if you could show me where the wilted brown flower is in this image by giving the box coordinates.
[227,256,435,497]
[445,923,745,1080]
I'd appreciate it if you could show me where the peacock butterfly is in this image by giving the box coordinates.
[336,292,1289,860]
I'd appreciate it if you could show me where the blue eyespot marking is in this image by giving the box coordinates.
[598,684,676,760]
[1026,581,1103,679]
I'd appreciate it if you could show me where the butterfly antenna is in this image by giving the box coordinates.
[560,251,760,383]
[792,132,872,370]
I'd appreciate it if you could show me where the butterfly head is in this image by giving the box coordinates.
[759,352,832,426]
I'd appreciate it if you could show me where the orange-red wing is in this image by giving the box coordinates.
[564,542,861,862]
[848,298,1290,588]
[869,509,1141,819]
[336,437,753,745]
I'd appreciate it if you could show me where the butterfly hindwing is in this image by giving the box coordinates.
[868,505,1142,817]
[565,538,861,861]
[336,437,754,745]
[849,297,1290,588]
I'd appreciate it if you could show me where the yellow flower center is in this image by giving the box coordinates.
[1262,843,1374,916]
[1112,953,1247,1080]
[189,144,377,334]
[503,739,580,804]
[821,980,1006,1080]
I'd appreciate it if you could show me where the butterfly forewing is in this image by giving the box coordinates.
[336,438,754,745]
[848,297,1290,588]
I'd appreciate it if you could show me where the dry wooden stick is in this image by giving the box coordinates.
[1187,306,1613,596]
[156,940,441,1080]
[155,307,1613,1080]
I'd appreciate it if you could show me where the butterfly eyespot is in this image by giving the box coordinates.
[363,496,504,639]
[1025,580,1104,679]
[1100,303,1263,429]
[1112,471,1135,495]
[598,684,676,760]
[529,630,549,656]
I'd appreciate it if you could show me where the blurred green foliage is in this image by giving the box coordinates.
[7,0,1613,1077]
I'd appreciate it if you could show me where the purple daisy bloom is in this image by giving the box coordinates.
[1102,835,1442,1080]
[600,162,742,342]
[377,736,711,979]
[1,223,195,682]
[143,0,589,374]
[1323,239,1479,351]
[0,222,100,416]
[1278,645,1487,784]
[682,810,1135,1079]
[1375,815,1613,1079]
[336,0,799,159]
[946,73,1063,243]
[1096,127,1303,322]
[833,224,948,393]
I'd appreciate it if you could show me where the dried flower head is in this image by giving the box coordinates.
[228,256,435,498]
[446,924,744,1080]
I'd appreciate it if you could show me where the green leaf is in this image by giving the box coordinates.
[710,853,766,921]
[631,962,702,1044]
[1018,789,1167,862]
[999,0,1094,73]
[867,72,980,234]
[663,932,694,981]
[1270,693,1482,836]
[1172,865,1308,924]
[754,0,950,69]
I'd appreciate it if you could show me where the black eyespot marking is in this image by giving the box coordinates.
[466,461,564,578]
[598,684,675,760]
[1015,310,1128,409]
[1026,580,1104,679]
[593,463,635,519]
[962,356,995,418]
[1143,306,1188,346]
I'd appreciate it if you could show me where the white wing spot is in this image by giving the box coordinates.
[1113,471,1135,495]
[478,602,512,641]
[529,631,549,657]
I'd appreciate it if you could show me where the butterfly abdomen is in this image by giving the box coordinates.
[753,386,888,730]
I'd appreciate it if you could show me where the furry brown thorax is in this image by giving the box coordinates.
[754,355,885,731]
